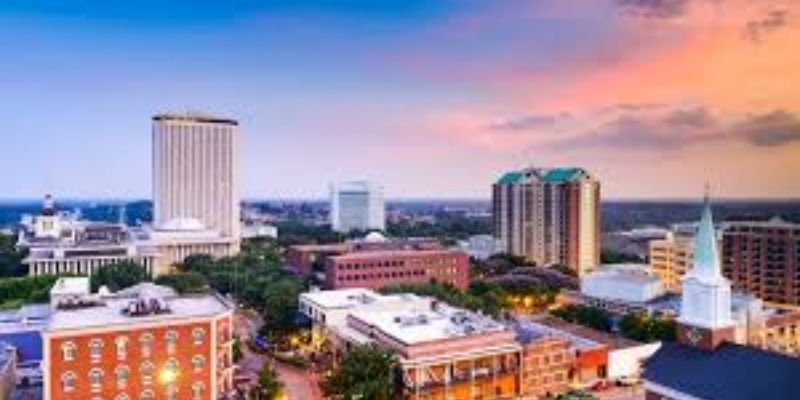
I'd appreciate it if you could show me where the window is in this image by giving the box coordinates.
[116,336,129,360]
[192,328,206,345]
[116,394,131,400]
[165,383,177,400]
[89,339,103,361]
[139,390,155,400]
[192,382,205,400]
[140,333,154,357]
[116,365,130,388]
[165,330,179,354]
[62,371,77,393]
[89,368,104,391]
[191,355,205,372]
[140,361,155,384]
[62,342,77,361]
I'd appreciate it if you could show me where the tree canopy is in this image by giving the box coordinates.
[0,232,27,277]
[154,271,209,294]
[90,261,149,292]
[322,344,400,400]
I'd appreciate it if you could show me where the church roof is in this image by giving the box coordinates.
[643,342,800,400]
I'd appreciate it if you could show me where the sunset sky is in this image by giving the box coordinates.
[1,0,798,199]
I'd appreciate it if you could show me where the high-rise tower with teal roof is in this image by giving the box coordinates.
[492,167,600,276]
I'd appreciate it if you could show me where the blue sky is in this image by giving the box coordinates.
[1,0,799,199]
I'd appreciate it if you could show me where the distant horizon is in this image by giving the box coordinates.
[2,1,799,199]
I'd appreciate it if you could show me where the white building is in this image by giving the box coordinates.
[580,264,665,304]
[18,196,159,277]
[461,234,502,260]
[152,112,241,244]
[329,181,385,233]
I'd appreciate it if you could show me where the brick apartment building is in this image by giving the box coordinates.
[43,279,234,400]
[325,249,470,290]
[722,218,800,305]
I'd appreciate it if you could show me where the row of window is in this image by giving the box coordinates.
[61,328,207,361]
[337,270,427,282]
[336,257,460,270]
[59,383,205,400]
[61,356,206,393]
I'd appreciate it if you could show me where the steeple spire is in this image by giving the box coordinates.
[691,188,722,281]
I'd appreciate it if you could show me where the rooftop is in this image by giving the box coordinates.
[300,288,387,310]
[528,316,640,350]
[152,112,238,125]
[644,342,800,400]
[348,303,507,346]
[330,248,464,261]
[496,167,590,185]
[46,283,232,332]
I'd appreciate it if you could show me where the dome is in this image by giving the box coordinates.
[159,218,207,232]
[363,231,387,243]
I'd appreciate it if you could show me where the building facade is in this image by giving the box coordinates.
[492,167,600,276]
[19,195,159,277]
[649,232,694,293]
[722,218,800,306]
[330,181,385,233]
[152,113,240,243]
[43,281,234,400]
[325,249,470,291]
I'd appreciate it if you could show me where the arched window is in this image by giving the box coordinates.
[89,339,104,361]
[191,355,205,372]
[191,382,205,400]
[61,371,77,393]
[115,336,129,360]
[139,390,155,400]
[165,358,178,373]
[115,394,131,400]
[139,333,154,357]
[140,360,155,383]
[165,330,178,354]
[88,368,104,389]
[61,342,77,361]
[192,327,206,345]
[115,365,130,387]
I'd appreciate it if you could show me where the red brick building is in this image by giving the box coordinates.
[43,283,234,400]
[325,249,470,290]
[722,218,800,305]
[286,234,443,276]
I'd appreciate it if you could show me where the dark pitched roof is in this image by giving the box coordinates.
[643,342,800,400]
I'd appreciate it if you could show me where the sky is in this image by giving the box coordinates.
[1,0,799,200]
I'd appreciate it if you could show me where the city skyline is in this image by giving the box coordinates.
[2,0,800,199]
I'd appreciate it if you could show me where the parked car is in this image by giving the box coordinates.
[15,360,43,386]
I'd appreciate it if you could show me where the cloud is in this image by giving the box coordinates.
[616,0,689,19]
[734,110,800,147]
[488,112,572,132]
[540,105,800,151]
[745,9,791,43]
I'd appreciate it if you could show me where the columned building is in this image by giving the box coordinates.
[492,167,600,276]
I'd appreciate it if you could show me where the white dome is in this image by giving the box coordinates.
[159,218,207,232]
[363,231,387,243]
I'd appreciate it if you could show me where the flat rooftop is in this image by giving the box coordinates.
[331,249,464,261]
[528,316,640,350]
[300,288,386,310]
[46,285,232,332]
[349,303,507,346]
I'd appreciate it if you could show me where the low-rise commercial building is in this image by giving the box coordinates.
[581,264,664,305]
[42,278,235,400]
[326,249,470,291]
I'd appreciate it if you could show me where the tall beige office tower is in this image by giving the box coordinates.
[150,113,241,272]
[492,167,600,276]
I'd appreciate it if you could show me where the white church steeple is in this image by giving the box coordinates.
[678,192,734,332]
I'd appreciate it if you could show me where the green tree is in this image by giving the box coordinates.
[179,254,216,275]
[619,313,677,342]
[0,232,27,277]
[555,390,599,400]
[550,305,612,332]
[0,275,58,309]
[90,261,149,292]
[322,344,400,400]
[251,363,284,400]
[154,271,209,294]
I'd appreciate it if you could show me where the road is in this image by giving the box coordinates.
[234,310,323,400]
